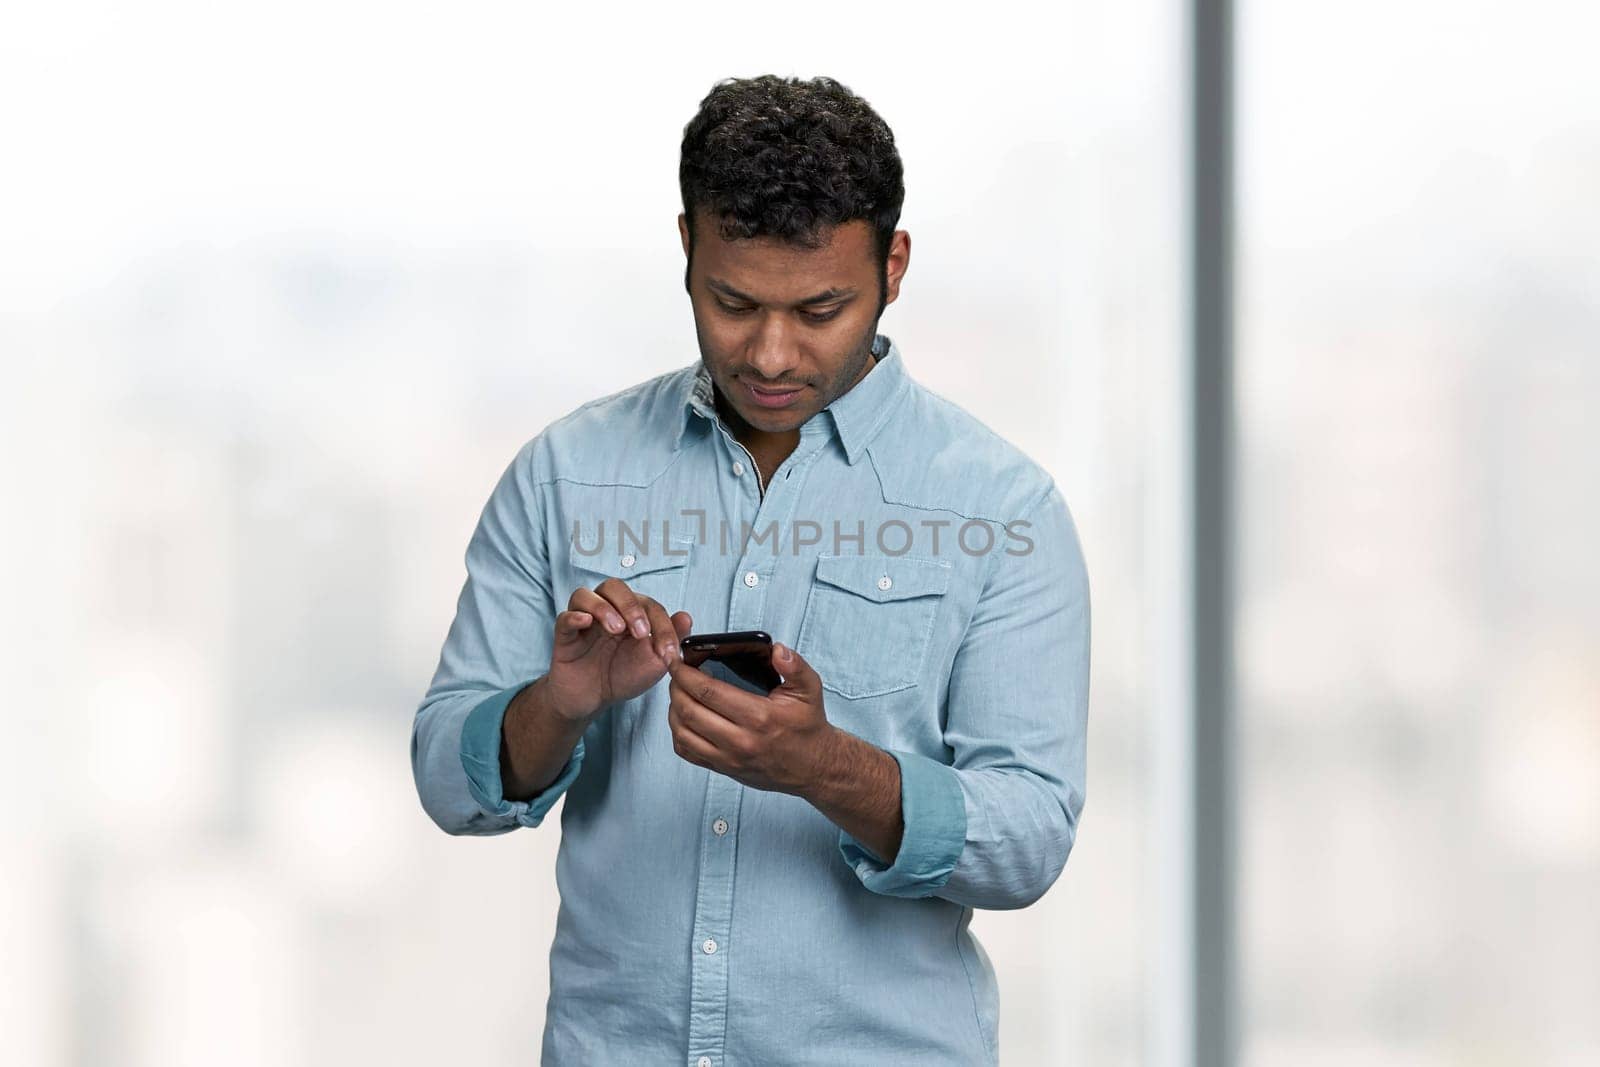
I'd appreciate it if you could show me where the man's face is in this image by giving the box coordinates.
[679,208,907,440]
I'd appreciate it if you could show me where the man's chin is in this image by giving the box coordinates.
[742,406,809,432]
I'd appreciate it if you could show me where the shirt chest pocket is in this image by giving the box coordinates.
[567,535,696,611]
[795,553,954,700]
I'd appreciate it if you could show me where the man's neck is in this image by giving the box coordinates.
[714,391,797,482]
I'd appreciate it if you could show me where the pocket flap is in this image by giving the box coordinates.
[572,536,694,581]
[812,553,952,603]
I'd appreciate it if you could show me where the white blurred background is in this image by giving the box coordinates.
[0,2,1594,1065]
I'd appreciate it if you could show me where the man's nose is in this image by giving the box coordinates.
[747,315,801,380]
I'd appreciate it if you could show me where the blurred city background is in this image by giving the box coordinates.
[1,2,1595,1065]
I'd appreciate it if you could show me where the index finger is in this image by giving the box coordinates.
[593,576,653,640]
[637,594,679,664]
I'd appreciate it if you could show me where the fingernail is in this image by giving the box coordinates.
[632,618,650,638]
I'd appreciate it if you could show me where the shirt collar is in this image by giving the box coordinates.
[675,332,908,466]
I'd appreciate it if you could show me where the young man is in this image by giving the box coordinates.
[411,74,1091,1067]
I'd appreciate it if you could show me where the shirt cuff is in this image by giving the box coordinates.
[459,679,585,829]
[838,748,967,898]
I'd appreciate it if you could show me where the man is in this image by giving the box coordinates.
[411,74,1090,1066]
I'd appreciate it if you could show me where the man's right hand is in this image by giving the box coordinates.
[541,578,692,722]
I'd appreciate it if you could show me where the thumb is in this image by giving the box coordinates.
[771,642,819,696]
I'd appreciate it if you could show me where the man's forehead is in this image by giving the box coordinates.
[692,216,875,292]
[692,210,873,253]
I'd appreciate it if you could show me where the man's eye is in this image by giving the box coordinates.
[714,301,841,322]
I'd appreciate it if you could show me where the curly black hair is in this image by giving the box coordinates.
[679,74,905,316]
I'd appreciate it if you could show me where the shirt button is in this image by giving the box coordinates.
[702,938,718,954]
[743,571,759,588]
[699,1058,713,1067]
[732,461,744,477]
[620,553,636,568]
[713,817,729,835]
[877,575,892,591]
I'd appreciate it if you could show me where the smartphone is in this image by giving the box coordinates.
[679,630,783,695]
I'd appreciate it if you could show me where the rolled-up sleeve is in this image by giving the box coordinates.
[410,434,586,836]
[838,747,967,895]
[840,479,1090,909]
[457,680,586,829]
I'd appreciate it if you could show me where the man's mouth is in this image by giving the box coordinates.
[744,380,805,408]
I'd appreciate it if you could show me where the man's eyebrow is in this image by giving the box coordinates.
[705,277,859,307]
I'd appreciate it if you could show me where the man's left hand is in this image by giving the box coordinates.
[665,641,838,796]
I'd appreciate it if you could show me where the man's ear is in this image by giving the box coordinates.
[678,213,690,257]
[883,229,910,307]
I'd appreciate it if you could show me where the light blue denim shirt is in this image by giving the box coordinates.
[411,332,1090,1066]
